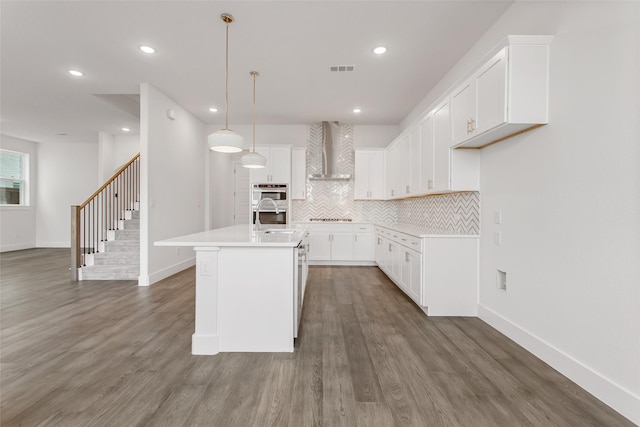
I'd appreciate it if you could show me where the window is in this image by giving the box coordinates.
[0,149,29,205]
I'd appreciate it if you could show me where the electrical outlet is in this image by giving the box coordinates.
[494,231,502,245]
[200,260,211,276]
[494,210,502,224]
[497,270,507,290]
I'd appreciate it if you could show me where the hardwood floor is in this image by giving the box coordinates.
[0,249,633,426]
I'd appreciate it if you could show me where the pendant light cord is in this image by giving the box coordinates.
[224,22,230,130]
[252,72,257,153]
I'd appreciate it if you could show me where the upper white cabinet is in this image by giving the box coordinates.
[354,150,385,200]
[250,146,291,184]
[385,143,401,199]
[291,148,306,199]
[450,36,552,149]
[387,98,479,198]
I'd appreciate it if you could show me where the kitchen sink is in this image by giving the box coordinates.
[261,228,297,234]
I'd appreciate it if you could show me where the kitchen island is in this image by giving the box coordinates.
[155,224,308,355]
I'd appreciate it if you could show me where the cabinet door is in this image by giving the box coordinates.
[389,241,401,282]
[354,151,370,200]
[291,148,306,199]
[369,151,386,199]
[402,248,421,303]
[353,230,373,261]
[432,100,451,193]
[475,48,507,135]
[375,233,385,266]
[331,232,354,260]
[409,127,421,196]
[386,143,400,198]
[308,231,331,261]
[268,147,291,184]
[450,79,476,147]
[250,147,271,183]
[399,135,411,196]
[419,114,434,193]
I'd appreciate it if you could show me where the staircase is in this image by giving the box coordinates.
[71,153,140,281]
[78,207,139,281]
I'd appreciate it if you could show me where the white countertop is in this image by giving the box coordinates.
[375,222,479,238]
[154,224,307,248]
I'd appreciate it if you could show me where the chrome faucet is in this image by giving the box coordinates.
[254,197,280,230]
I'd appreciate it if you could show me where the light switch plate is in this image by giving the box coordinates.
[494,210,502,224]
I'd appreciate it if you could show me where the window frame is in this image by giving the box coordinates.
[0,149,30,206]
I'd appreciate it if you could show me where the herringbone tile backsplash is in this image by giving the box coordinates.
[291,124,480,234]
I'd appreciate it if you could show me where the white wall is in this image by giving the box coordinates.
[98,131,115,183]
[140,83,206,286]
[36,141,99,247]
[353,125,399,148]
[0,135,37,251]
[402,1,639,422]
[114,134,140,167]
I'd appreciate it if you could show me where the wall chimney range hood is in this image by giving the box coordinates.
[309,121,351,180]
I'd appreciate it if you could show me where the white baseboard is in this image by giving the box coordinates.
[138,257,196,287]
[36,241,69,248]
[308,260,376,266]
[0,242,36,252]
[478,304,640,425]
[192,333,219,355]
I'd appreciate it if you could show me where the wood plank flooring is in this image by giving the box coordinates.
[0,248,633,426]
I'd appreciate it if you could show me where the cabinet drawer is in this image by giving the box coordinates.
[308,223,353,232]
[354,224,373,233]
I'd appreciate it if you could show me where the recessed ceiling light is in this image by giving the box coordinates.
[373,46,387,55]
[122,127,130,132]
[209,107,218,113]
[68,69,84,77]
[353,108,362,113]
[139,45,156,54]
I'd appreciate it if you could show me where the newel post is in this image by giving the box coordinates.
[70,205,81,281]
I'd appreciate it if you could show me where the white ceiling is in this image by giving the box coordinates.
[0,1,513,144]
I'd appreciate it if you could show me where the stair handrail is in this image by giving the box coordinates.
[71,153,140,280]
[79,153,140,208]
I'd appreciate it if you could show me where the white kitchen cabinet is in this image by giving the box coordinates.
[398,135,411,197]
[385,142,401,199]
[418,113,435,193]
[291,148,306,199]
[354,150,385,200]
[330,231,354,260]
[250,146,291,184]
[306,223,375,265]
[450,36,552,149]
[408,126,421,196]
[308,230,332,261]
[375,225,478,316]
[307,224,353,262]
[400,246,421,304]
[353,224,374,261]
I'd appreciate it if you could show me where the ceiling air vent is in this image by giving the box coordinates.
[330,65,355,72]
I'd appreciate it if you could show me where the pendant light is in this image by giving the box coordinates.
[241,71,267,168]
[208,13,244,153]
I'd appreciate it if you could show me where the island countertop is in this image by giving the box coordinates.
[154,224,307,248]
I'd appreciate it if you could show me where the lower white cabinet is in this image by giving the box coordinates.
[375,225,478,316]
[306,223,374,264]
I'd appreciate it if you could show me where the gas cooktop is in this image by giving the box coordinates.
[309,218,353,222]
